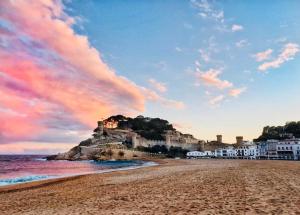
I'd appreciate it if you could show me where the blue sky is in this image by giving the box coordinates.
[67,0,300,142]
[0,0,299,154]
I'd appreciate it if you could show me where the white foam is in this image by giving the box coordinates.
[0,161,158,187]
[0,175,52,186]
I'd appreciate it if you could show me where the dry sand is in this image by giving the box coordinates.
[0,159,300,215]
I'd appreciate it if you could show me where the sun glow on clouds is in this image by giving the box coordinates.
[229,87,247,98]
[148,78,167,93]
[258,43,299,71]
[195,68,233,90]
[194,64,246,106]
[0,142,76,155]
[253,49,273,62]
[0,0,183,146]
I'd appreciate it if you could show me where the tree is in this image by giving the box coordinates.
[167,146,189,158]
[254,121,300,142]
[118,151,125,157]
[106,149,113,158]
[101,115,175,140]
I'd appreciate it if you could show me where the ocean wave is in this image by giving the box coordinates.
[0,160,158,186]
[33,158,47,161]
[0,175,51,186]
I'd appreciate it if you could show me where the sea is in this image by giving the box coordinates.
[0,155,155,186]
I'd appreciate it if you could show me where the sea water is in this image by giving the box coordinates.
[0,155,156,186]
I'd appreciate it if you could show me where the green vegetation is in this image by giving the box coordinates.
[118,151,125,157]
[254,121,300,142]
[136,145,188,158]
[103,115,175,140]
[106,149,114,158]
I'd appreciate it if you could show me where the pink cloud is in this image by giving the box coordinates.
[231,24,243,32]
[143,88,185,110]
[1,0,145,107]
[258,43,299,71]
[253,49,273,62]
[228,87,247,97]
[195,68,233,90]
[0,0,158,144]
[148,78,167,93]
[0,0,186,144]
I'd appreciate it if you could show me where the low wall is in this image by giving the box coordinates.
[134,138,201,151]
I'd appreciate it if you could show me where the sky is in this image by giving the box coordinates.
[0,0,300,154]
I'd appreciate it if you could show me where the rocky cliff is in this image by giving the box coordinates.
[47,119,147,161]
[47,115,203,161]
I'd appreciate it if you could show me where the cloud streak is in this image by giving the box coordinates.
[143,89,185,110]
[235,39,249,48]
[253,49,273,62]
[209,95,224,106]
[148,78,167,93]
[258,43,299,71]
[191,0,224,23]
[229,87,247,97]
[195,68,233,90]
[231,24,243,32]
[194,62,246,106]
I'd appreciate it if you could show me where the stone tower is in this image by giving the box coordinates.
[131,133,138,148]
[166,134,171,145]
[97,121,104,136]
[236,136,243,145]
[217,135,222,143]
[199,140,205,151]
[165,130,172,146]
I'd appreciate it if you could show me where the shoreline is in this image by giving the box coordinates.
[1,159,300,214]
[0,159,161,193]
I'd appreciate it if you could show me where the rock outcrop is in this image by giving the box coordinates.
[47,114,205,160]
[47,120,142,161]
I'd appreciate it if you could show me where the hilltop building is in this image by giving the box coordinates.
[132,129,204,151]
[236,136,244,145]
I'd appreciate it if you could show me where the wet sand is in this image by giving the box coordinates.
[0,159,300,215]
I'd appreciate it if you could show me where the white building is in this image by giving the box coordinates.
[187,151,203,158]
[215,147,236,158]
[186,139,300,160]
[276,139,300,160]
[256,139,300,160]
[235,143,257,159]
[214,148,223,157]
[203,150,214,157]
[187,150,214,158]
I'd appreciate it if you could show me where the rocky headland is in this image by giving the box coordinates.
[47,115,230,161]
[46,115,174,161]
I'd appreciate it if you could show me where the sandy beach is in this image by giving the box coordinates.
[0,159,300,215]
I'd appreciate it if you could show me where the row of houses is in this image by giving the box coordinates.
[187,138,300,160]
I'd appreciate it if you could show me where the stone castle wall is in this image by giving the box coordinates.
[133,136,201,151]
